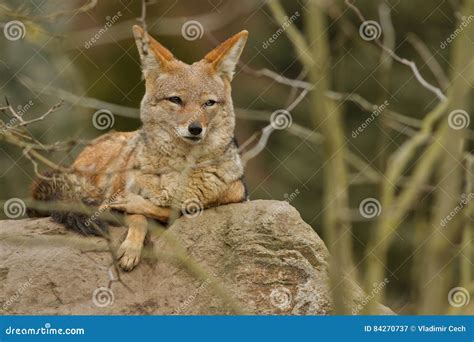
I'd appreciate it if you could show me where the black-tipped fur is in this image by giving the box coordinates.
[29,172,108,237]
[51,207,109,237]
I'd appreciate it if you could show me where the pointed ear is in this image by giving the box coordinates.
[204,30,248,81]
[132,25,174,75]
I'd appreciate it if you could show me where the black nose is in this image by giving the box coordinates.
[188,121,203,136]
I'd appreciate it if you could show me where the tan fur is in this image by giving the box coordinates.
[33,27,249,271]
[117,214,149,271]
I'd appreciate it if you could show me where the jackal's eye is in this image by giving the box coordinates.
[167,96,182,105]
[204,100,217,107]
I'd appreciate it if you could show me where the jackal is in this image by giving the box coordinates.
[30,26,249,271]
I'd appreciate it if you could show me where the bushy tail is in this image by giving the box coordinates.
[28,171,108,236]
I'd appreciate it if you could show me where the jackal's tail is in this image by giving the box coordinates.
[28,171,108,236]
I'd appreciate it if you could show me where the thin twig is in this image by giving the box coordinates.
[241,65,313,90]
[345,0,447,102]
[18,100,63,126]
[406,33,450,90]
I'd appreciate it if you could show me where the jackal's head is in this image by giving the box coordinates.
[133,26,248,147]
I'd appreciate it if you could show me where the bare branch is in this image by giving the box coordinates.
[18,100,63,127]
[241,65,313,90]
[406,33,450,90]
[20,76,139,118]
[345,0,447,102]
[0,0,98,21]
[63,0,260,49]
[266,0,314,67]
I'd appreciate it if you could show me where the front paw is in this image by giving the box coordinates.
[117,240,142,271]
[108,194,151,214]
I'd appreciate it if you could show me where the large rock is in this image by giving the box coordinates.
[0,200,393,315]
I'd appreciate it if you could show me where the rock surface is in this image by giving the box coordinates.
[0,200,393,315]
